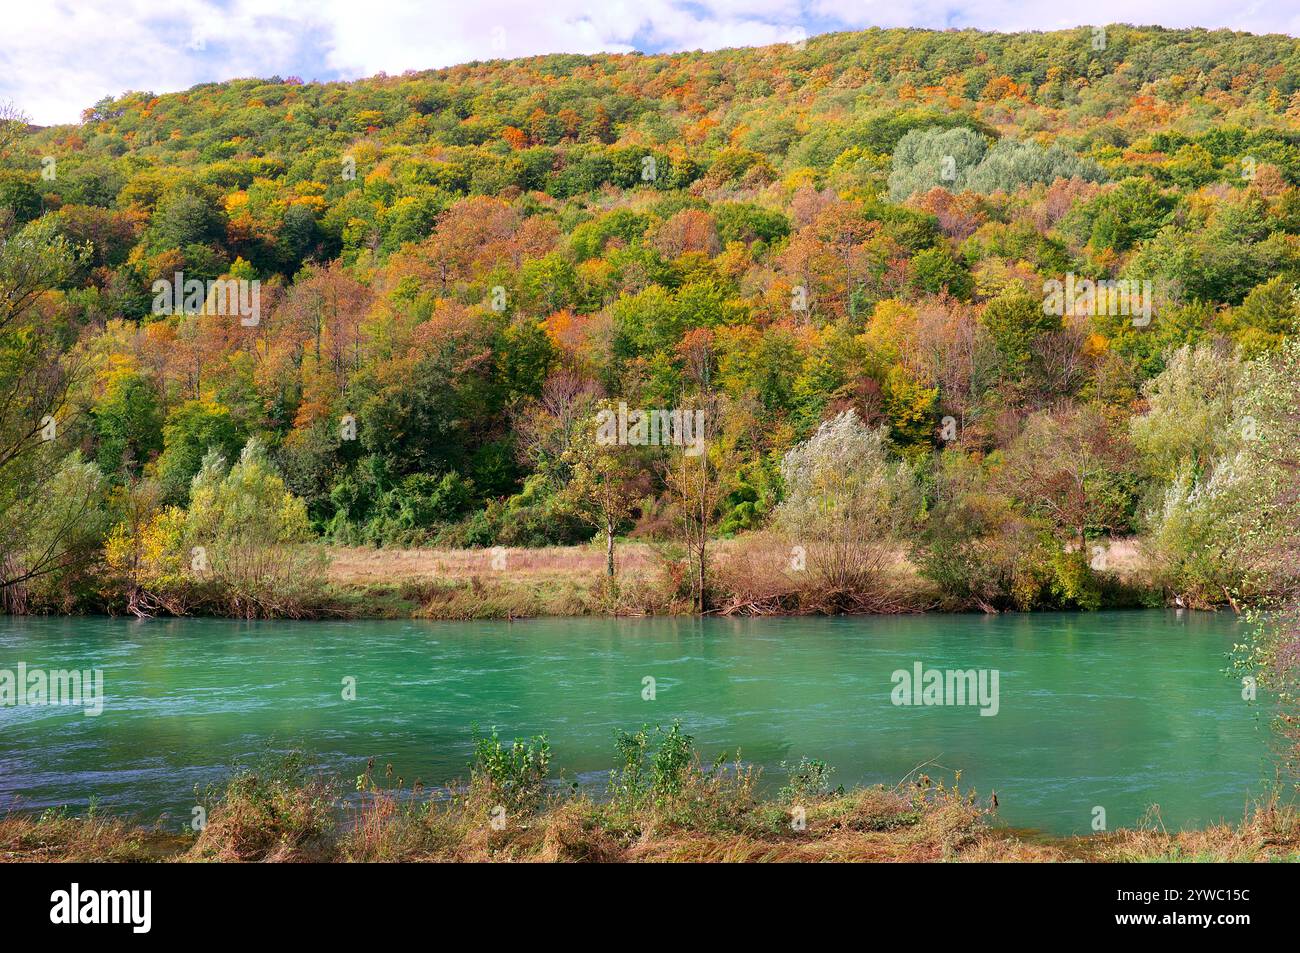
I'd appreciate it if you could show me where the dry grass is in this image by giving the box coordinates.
[711,532,931,615]
[5,793,1296,863]
[0,810,178,862]
[327,543,666,586]
[326,537,935,619]
[1089,800,1300,862]
[326,543,677,619]
[1101,539,1148,582]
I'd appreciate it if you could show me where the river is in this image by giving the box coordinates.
[0,609,1275,835]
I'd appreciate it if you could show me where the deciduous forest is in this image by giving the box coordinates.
[2,24,1299,619]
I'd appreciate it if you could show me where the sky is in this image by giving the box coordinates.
[1,1,1297,126]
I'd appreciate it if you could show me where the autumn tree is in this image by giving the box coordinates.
[1000,404,1138,551]
[0,217,92,595]
[559,413,647,581]
[775,409,921,609]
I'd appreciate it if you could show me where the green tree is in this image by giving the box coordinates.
[559,417,645,580]
[0,217,89,595]
[186,439,326,617]
[1217,276,1300,356]
[156,400,244,503]
[147,186,225,253]
[93,367,163,477]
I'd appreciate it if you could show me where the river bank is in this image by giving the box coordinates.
[336,537,1157,620]
[15,536,1167,621]
[2,754,1294,864]
[196,537,1162,620]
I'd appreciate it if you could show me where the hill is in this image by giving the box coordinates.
[0,24,1298,617]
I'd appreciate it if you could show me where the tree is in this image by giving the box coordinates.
[185,439,326,617]
[0,174,41,226]
[559,416,645,581]
[93,365,163,478]
[919,448,1048,611]
[496,317,558,402]
[653,209,721,259]
[513,370,603,479]
[888,127,989,201]
[888,128,1105,202]
[909,245,972,299]
[4,452,106,611]
[1063,178,1176,253]
[663,437,731,612]
[1000,404,1137,550]
[1129,343,1244,482]
[278,260,370,389]
[0,100,29,163]
[978,288,1061,395]
[0,217,89,595]
[963,139,1105,194]
[1217,276,1300,356]
[155,400,244,503]
[147,186,225,254]
[774,409,920,608]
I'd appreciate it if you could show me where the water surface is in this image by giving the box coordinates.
[0,610,1274,835]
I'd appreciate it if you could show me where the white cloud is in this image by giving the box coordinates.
[811,0,1300,35]
[0,0,321,124]
[0,1,1296,126]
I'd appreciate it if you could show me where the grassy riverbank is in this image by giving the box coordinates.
[6,534,1180,620]
[320,537,1157,621]
[3,735,1295,864]
[3,779,1294,864]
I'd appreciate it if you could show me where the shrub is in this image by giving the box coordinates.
[185,439,329,617]
[774,409,921,608]
[468,729,552,816]
[779,757,838,802]
[190,751,336,862]
[609,721,700,810]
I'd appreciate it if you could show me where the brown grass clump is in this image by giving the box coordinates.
[340,791,466,862]
[535,799,625,863]
[1091,799,1300,863]
[185,755,337,862]
[0,809,170,862]
[710,534,932,615]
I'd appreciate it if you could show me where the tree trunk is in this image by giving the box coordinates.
[696,497,707,613]
[605,520,615,579]
[696,546,706,612]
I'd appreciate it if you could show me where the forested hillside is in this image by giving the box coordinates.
[2,24,1300,616]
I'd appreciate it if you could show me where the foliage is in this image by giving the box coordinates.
[609,721,704,811]
[776,409,920,605]
[779,757,838,802]
[889,127,1104,201]
[2,25,1300,615]
[468,729,552,816]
